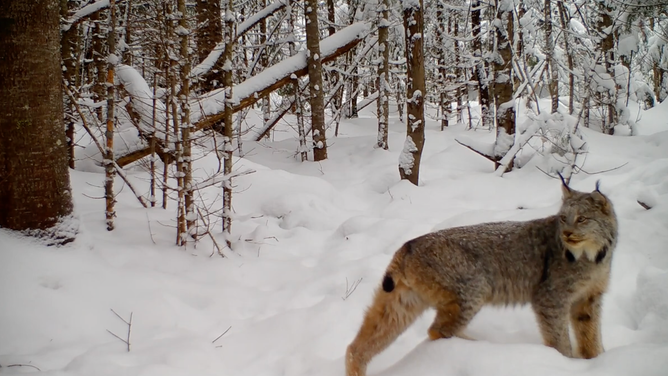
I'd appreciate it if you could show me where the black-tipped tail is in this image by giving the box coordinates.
[382,274,395,292]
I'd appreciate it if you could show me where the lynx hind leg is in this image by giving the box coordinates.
[346,280,427,376]
[424,288,484,341]
[570,293,604,359]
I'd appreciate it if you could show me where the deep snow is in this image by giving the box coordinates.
[1,99,668,376]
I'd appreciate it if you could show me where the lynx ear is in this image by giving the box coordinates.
[558,172,572,199]
[591,186,611,215]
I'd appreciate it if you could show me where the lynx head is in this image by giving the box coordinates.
[557,175,618,263]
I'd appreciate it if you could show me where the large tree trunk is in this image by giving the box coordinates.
[0,0,75,240]
[492,0,515,170]
[196,0,223,91]
[305,0,328,161]
[376,0,390,149]
[471,0,491,128]
[399,0,425,186]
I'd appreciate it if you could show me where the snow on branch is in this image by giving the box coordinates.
[116,21,370,168]
[191,0,291,79]
[237,0,290,37]
[190,43,226,79]
[193,21,371,124]
[191,22,369,128]
[61,0,110,31]
[115,64,168,139]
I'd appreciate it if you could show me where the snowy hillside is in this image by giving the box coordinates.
[2,101,668,376]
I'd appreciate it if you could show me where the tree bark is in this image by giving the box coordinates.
[557,1,574,114]
[222,0,235,249]
[178,0,194,239]
[399,0,425,186]
[105,0,117,231]
[61,0,79,169]
[471,0,491,128]
[92,11,106,121]
[492,0,515,170]
[376,0,390,149]
[545,0,558,114]
[305,0,328,161]
[597,0,617,134]
[0,0,74,238]
[436,1,449,130]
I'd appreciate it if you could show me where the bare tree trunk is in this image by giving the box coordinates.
[305,0,328,161]
[165,2,186,244]
[288,4,308,161]
[260,0,271,139]
[121,0,133,65]
[471,0,491,128]
[557,1,574,114]
[105,0,117,231]
[61,0,79,169]
[454,17,463,123]
[598,1,617,134]
[150,71,158,207]
[399,0,425,186]
[327,0,343,129]
[0,0,74,239]
[545,0,558,114]
[92,12,106,122]
[376,0,390,149]
[436,2,449,130]
[492,0,515,170]
[222,0,235,249]
[178,0,194,239]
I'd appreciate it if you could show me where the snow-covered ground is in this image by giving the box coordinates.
[2,100,668,376]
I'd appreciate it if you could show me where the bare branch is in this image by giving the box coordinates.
[212,326,232,344]
[5,364,42,371]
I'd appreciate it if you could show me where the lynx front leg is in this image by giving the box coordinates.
[570,293,604,358]
[532,301,573,357]
[346,283,426,376]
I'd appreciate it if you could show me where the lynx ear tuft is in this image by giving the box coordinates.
[558,172,572,199]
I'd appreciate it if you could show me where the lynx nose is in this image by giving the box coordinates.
[562,230,573,238]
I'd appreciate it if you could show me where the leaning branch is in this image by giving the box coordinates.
[191,0,292,79]
[116,23,369,167]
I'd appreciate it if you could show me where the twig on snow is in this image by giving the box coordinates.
[106,309,133,352]
[342,277,363,301]
[212,326,232,344]
[4,363,42,371]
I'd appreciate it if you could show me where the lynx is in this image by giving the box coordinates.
[345,179,617,376]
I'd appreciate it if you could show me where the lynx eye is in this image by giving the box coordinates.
[559,215,567,223]
[576,216,588,223]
